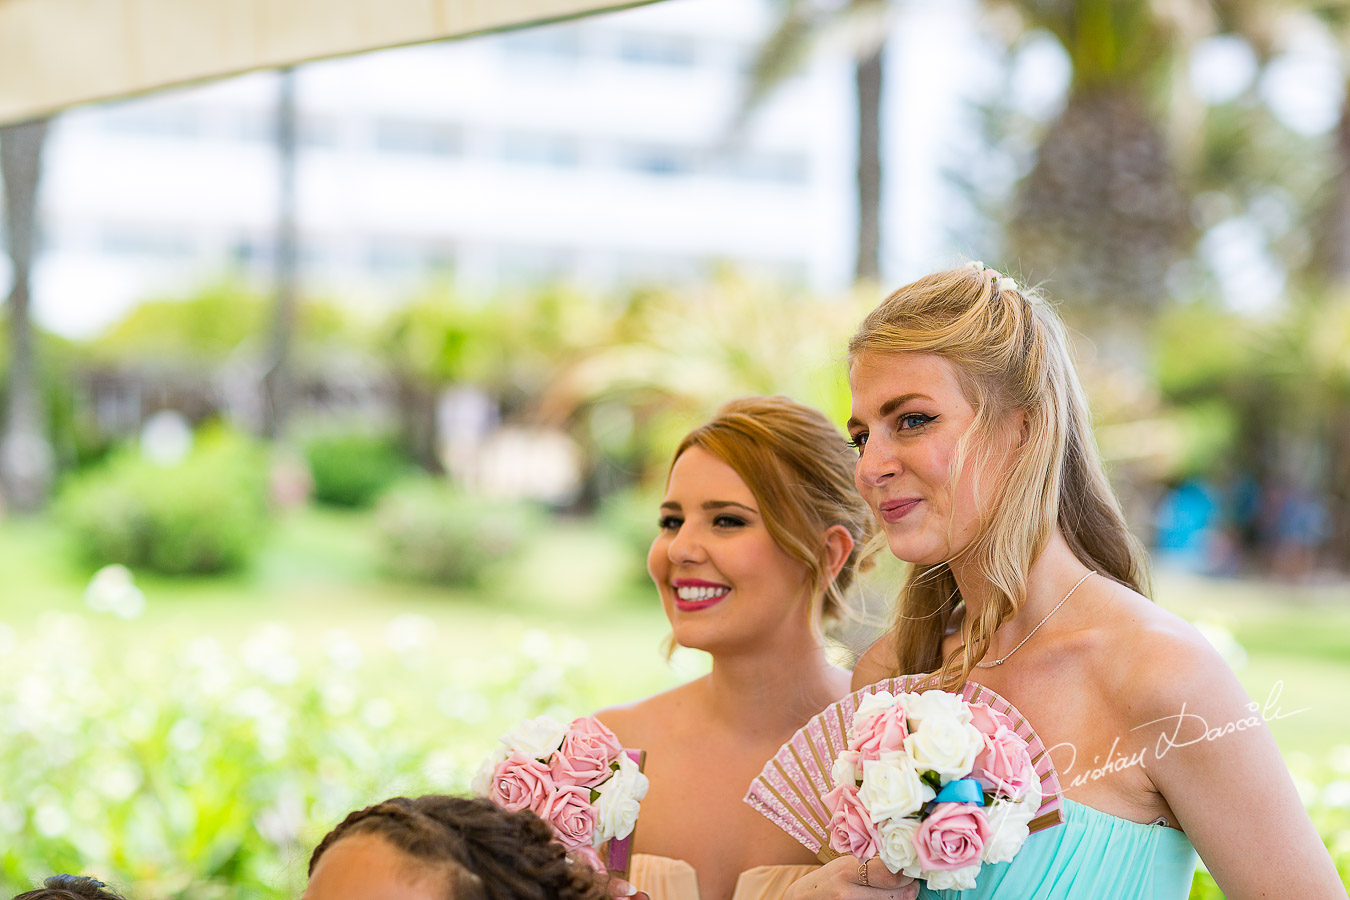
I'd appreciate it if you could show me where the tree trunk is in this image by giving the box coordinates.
[0,118,54,514]
[262,68,299,440]
[1314,81,1350,286]
[854,39,884,283]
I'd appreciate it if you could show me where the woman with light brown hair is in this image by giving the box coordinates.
[786,264,1343,898]
[597,395,901,900]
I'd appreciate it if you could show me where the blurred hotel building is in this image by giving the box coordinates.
[19,0,862,338]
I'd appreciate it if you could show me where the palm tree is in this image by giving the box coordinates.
[262,67,299,440]
[740,0,890,282]
[0,118,54,513]
[999,0,1204,320]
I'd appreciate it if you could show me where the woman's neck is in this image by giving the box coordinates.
[700,634,848,738]
[948,530,1093,658]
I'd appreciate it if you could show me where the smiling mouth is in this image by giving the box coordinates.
[673,583,730,610]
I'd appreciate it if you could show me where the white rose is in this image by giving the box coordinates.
[1015,773,1043,813]
[903,690,973,728]
[858,752,935,823]
[982,798,1035,864]
[923,862,982,892]
[594,752,650,844]
[470,745,508,796]
[905,716,984,781]
[501,714,567,760]
[852,689,899,733]
[876,816,923,878]
[832,750,862,789]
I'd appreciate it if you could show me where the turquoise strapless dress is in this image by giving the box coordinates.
[919,799,1198,900]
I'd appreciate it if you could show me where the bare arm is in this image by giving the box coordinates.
[1134,632,1345,899]
[783,856,917,900]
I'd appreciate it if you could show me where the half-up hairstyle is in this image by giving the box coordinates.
[671,395,876,628]
[308,795,608,900]
[848,265,1149,689]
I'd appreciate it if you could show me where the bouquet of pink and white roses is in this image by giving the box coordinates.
[826,688,1042,892]
[473,714,649,875]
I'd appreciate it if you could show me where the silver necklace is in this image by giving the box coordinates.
[974,570,1096,668]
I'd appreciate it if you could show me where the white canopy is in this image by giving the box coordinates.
[0,0,657,125]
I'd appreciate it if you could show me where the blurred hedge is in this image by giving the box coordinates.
[54,428,269,575]
[374,480,539,585]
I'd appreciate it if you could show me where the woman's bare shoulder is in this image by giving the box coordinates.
[594,679,705,747]
[851,632,899,691]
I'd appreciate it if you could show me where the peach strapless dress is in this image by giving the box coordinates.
[629,854,816,900]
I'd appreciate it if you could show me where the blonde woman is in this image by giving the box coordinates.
[598,396,905,900]
[786,265,1343,899]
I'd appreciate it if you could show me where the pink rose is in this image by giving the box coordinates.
[547,784,599,852]
[852,705,909,759]
[824,784,881,860]
[967,703,1015,738]
[973,727,1036,799]
[490,750,556,814]
[551,717,624,787]
[914,802,990,871]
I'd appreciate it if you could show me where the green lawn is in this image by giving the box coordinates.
[4,506,1346,759]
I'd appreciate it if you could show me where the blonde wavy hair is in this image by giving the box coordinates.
[668,395,875,630]
[848,265,1149,689]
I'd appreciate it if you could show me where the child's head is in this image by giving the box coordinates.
[12,875,125,900]
[306,795,609,900]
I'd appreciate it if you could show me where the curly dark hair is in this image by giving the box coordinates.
[309,795,609,900]
[12,875,126,900]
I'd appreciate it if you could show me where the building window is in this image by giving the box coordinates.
[373,119,461,156]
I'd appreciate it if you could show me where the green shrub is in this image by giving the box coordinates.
[55,428,269,575]
[304,433,410,508]
[375,480,539,585]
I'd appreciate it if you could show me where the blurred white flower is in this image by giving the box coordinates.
[1321,780,1350,810]
[361,698,396,730]
[1330,745,1350,776]
[34,802,70,838]
[242,625,300,685]
[256,787,306,848]
[385,615,435,654]
[83,565,147,619]
[324,630,364,671]
[1194,621,1248,670]
[169,717,206,753]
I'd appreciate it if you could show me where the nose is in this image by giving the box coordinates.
[854,439,899,490]
[666,522,707,565]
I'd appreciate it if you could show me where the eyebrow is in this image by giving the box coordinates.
[846,392,934,431]
[660,500,759,514]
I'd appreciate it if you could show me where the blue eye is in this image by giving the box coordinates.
[899,413,936,430]
[847,433,868,454]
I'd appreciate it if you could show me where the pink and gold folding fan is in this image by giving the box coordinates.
[743,677,1065,861]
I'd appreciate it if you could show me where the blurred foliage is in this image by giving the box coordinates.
[54,427,269,575]
[303,432,411,509]
[0,613,615,898]
[374,479,540,585]
[87,280,365,365]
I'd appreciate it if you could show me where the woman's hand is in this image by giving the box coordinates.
[784,856,918,900]
[607,876,650,900]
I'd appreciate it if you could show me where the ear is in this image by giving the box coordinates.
[1012,407,1030,448]
[822,524,855,584]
